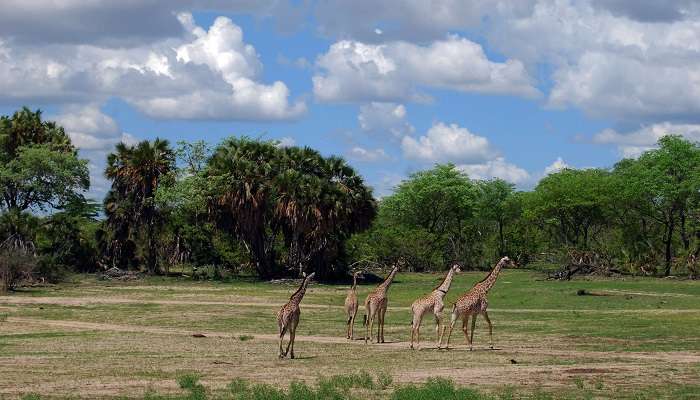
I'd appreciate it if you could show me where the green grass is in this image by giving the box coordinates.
[20,373,700,400]
[2,270,699,399]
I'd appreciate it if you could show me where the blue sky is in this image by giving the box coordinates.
[1,1,699,199]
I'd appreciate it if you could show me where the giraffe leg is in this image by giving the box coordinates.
[346,312,352,339]
[410,315,416,350]
[483,311,494,349]
[434,314,442,349]
[288,318,299,359]
[350,310,357,340]
[278,325,288,358]
[469,314,477,351]
[415,319,421,349]
[442,312,458,350]
[289,328,296,359]
[379,304,387,343]
[367,311,375,344]
[462,316,469,346]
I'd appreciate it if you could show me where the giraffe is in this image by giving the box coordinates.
[439,256,514,350]
[276,272,315,359]
[363,266,399,344]
[344,271,360,339]
[410,263,461,350]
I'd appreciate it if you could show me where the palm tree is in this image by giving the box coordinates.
[207,137,376,280]
[207,137,280,278]
[103,139,174,274]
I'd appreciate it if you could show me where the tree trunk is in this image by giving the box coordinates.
[146,222,158,275]
[680,208,689,250]
[250,232,278,279]
[664,214,675,277]
[498,220,505,256]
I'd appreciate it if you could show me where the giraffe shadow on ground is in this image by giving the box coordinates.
[441,347,503,352]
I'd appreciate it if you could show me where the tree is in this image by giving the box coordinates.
[0,107,89,216]
[612,135,700,275]
[529,168,611,249]
[358,164,477,270]
[103,139,175,274]
[475,179,519,257]
[207,137,376,279]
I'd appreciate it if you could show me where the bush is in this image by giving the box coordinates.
[0,248,37,293]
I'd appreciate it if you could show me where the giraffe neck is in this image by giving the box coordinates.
[351,274,357,291]
[479,260,504,293]
[289,277,310,305]
[377,267,398,292]
[436,268,455,294]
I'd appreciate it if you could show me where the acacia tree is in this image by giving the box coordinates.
[103,139,175,274]
[356,164,477,270]
[475,179,519,257]
[529,168,611,249]
[612,136,700,275]
[0,107,89,214]
[207,137,375,279]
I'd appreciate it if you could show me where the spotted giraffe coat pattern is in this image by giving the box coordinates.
[276,272,315,359]
[439,256,513,350]
[410,263,461,349]
[364,266,399,344]
[344,271,359,339]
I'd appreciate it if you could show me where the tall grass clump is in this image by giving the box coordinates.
[391,377,485,400]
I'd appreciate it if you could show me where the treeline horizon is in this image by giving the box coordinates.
[1,107,699,289]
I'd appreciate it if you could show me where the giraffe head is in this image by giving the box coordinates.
[304,272,316,281]
[499,256,516,268]
[450,263,462,273]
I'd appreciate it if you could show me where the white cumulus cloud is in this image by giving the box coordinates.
[313,36,539,103]
[458,157,531,184]
[0,14,305,121]
[544,157,570,175]
[347,146,391,162]
[592,122,700,157]
[401,122,496,164]
[358,102,414,138]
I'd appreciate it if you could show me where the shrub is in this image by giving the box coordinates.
[0,248,37,293]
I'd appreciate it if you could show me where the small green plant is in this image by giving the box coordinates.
[228,377,249,395]
[573,376,585,390]
[21,394,42,400]
[177,373,206,400]
[392,377,483,400]
[0,313,8,322]
[238,335,254,341]
[376,371,393,390]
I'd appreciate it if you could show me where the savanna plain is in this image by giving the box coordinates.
[1,270,699,399]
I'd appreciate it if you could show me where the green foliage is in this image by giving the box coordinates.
[392,377,483,400]
[351,135,700,276]
[177,374,206,400]
[350,164,478,270]
[102,138,175,273]
[207,137,376,279]
[0,107,89,213]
